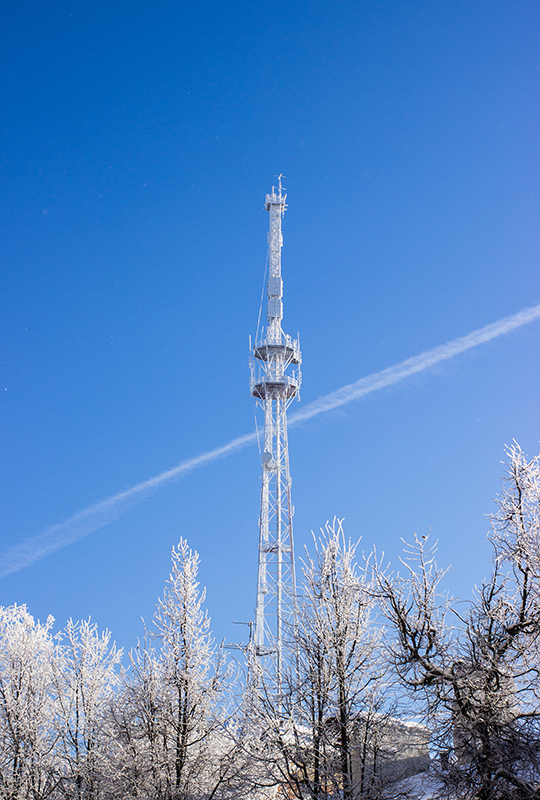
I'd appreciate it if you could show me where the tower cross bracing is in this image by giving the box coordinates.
[250,179,301,690]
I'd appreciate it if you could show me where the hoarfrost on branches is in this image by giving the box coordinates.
[0,605,57,800]
[376,444,540,800]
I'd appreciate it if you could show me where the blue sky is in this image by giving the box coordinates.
[1,0,539,652]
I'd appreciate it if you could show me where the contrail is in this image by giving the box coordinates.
[288,302,540,426]
[1,301,539,578]
[0,431,257,578]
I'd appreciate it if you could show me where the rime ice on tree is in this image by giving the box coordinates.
[250,178,301,692]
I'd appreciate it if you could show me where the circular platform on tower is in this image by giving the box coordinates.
[254,343,301,365]
[252,380,298,400]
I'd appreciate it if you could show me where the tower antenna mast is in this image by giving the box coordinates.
[250,178,302,695]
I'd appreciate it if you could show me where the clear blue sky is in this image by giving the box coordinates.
[1,0,539,652]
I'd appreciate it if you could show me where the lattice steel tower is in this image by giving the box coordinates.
[250,178,302,690]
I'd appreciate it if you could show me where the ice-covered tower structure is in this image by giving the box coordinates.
[250,178,302,691]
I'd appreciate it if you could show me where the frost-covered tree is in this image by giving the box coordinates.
[112,539,239,800]
[52,619,122,800]
[376,444,540,800]
[246,521,390,800]
[0,605,58,800]
[112,638,165,799]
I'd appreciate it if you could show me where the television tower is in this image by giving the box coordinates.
[250,178,302,692]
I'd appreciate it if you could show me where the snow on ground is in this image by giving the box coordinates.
[398,770,447,799]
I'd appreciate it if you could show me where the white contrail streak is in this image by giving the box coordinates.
[0,431,257,578]
[288,301,540,426]
[1,301,539,578]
